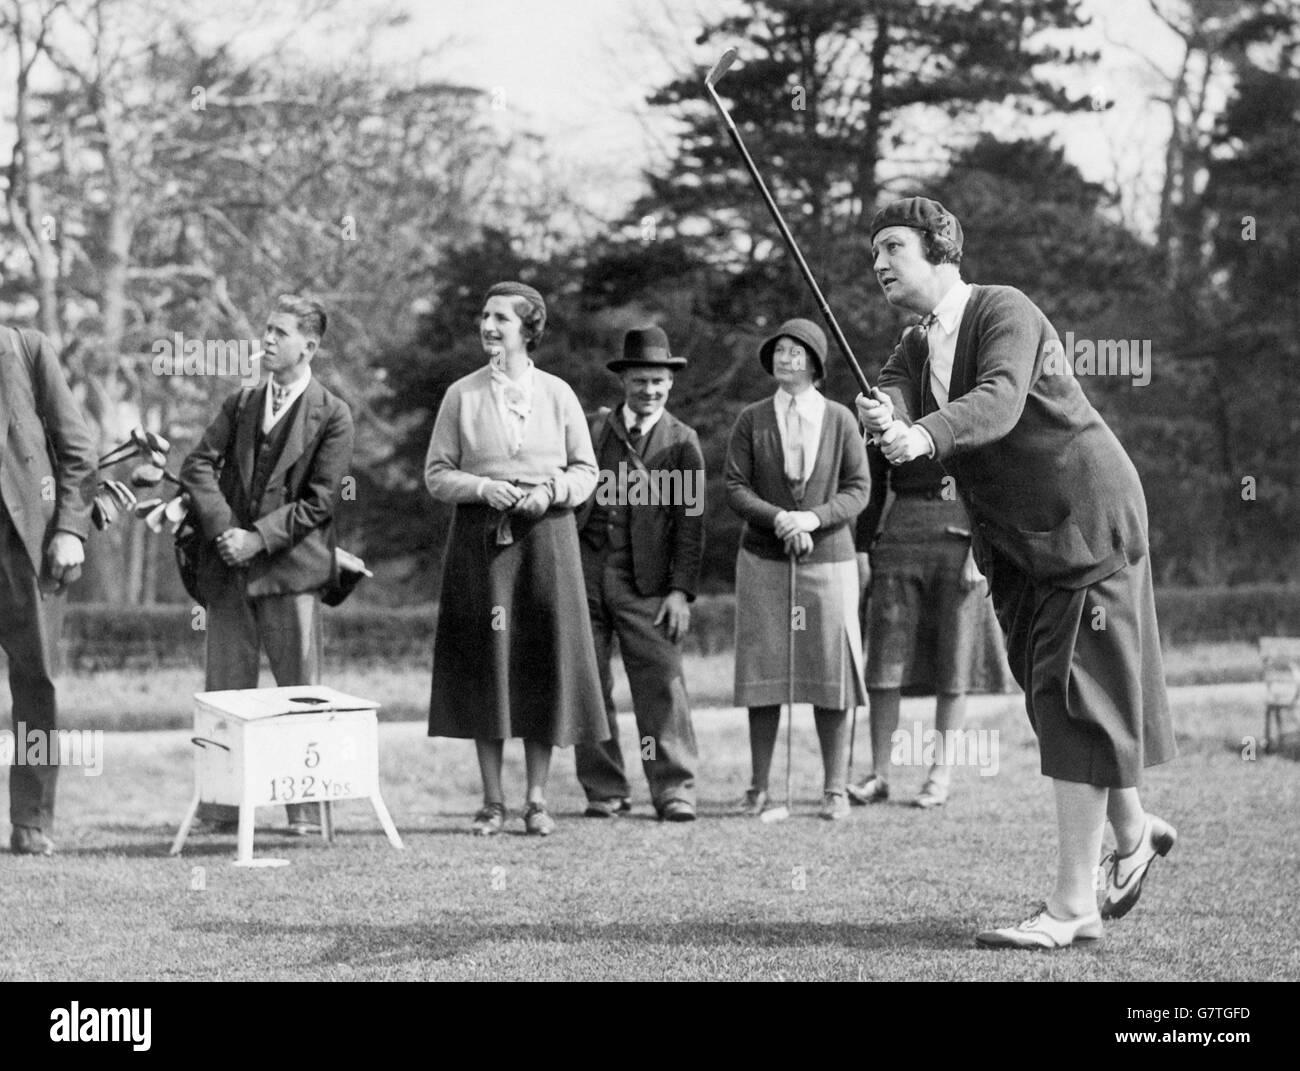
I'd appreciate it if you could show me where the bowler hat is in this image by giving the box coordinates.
[869,196,963,252]
[759,318,827,378]
[606,325,687,373]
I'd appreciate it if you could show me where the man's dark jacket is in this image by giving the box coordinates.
[0,327,96,578]
[180,377,354,602]
[576,407,705,599]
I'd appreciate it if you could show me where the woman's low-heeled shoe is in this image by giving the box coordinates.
[523,803,555,836]
[976,903,1103,950]
[1101,815,1177,920]
[472,802,507,836]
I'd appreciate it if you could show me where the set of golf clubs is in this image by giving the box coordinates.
[705,48,869,822]
[93,426,190,534]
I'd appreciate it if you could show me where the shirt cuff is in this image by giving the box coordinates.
[915,426,937,458]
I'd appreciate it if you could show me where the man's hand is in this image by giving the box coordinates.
[880,421,931,466]
[45,532,85,592]
[654,589,692,643]
[855,390,893,435]
[773,510,820,540]
[216,527,265,566]
[510,485,551,519]
[482,480,523,511]
[782,530,814,559]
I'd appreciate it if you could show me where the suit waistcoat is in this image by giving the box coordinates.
[249,396,303,514]
[584,418,654,554]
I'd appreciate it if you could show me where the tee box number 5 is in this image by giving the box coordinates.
[170,685,404,866]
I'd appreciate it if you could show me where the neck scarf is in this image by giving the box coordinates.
[489,354,533,455]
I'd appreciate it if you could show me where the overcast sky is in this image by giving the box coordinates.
[392,0,1190,233]
[0,0,1194,233]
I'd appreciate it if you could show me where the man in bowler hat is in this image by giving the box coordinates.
[574,326,705,821]
[858,197,1177,949]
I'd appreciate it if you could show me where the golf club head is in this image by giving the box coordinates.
[133,498,164,519]
[148,448,168,469]
[144,501,169,533]
[91,496,113,531]
[759,805,790,824]
[705,47,738,88]
[129,426,150,452]
[145,430,171,455]
[129,463,164,489]
[164,495,188,528]
[104,479,137,509]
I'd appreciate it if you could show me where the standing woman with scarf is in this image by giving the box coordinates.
[425,281,608,836]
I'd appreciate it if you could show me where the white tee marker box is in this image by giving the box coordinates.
[169,685,405,867]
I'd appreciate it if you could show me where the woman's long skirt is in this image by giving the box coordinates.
[429,504,608,747]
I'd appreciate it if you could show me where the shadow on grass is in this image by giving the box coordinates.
[180,915,980,962]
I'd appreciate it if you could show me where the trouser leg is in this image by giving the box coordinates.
[257,593,323,825]
[573,549,631,802]
[605,565,697,810]
[197,575,262,823]
[0,543,65,834]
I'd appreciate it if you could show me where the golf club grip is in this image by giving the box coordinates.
[706,87,872,396]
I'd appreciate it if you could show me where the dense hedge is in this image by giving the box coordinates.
[52,585,1300,671]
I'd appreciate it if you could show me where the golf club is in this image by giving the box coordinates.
[705,48,886,405]
[761,549,800,824]
[847,704,858,788]
[97,440,138,469]
[98,428,171,471]
[129,463,170,490]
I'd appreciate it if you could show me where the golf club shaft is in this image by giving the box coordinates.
[787,550,796,811]
[98,444,137,468]
[705,82,874,398]
[847,704,858,783]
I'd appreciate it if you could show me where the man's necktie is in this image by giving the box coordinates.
[916,312,937,355]
[271,384,290,416]
[628,419,646,454]
[918,312,942,411]
[784,395,805,491]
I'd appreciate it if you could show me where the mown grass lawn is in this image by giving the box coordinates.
[1,679,1297,981]
[45,639,1271,731]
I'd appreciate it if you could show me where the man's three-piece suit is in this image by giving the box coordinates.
[574,406,705,813]
[181,376,354,821]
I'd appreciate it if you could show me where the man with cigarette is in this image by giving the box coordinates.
[857,198,1177,949]
[181,295,354,836]
[0,324,97,855]
[574,326,705,822]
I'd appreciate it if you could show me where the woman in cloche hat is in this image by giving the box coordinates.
[723,317,870,819]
